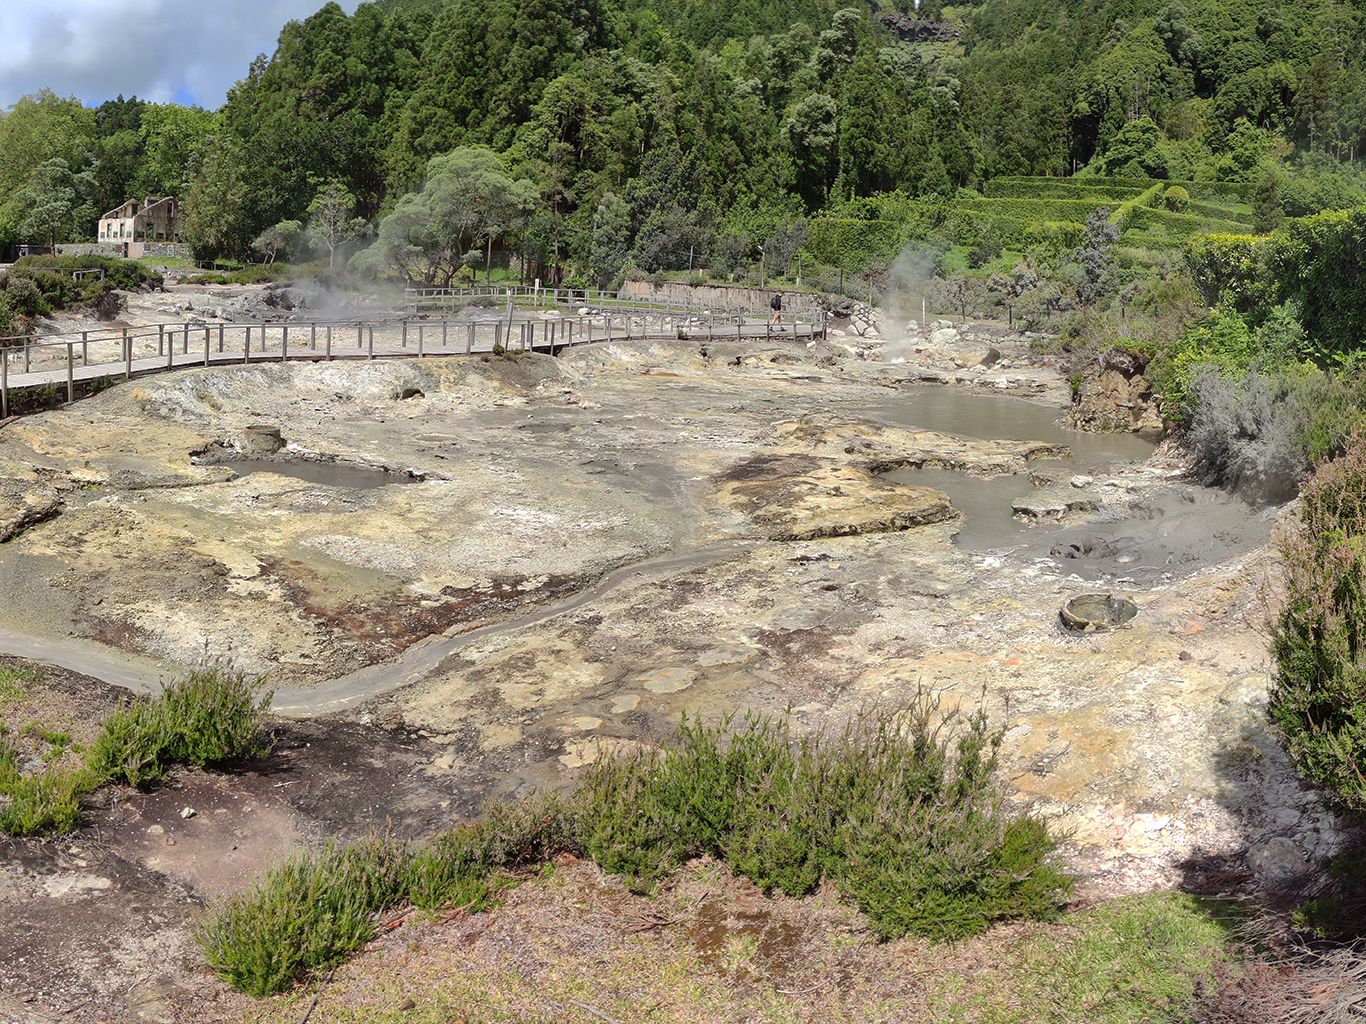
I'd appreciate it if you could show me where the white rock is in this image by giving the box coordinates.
[1248,837,1311,881]
[180,806,197,819]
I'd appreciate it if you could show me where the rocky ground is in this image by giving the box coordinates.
[0,288,1329,1022]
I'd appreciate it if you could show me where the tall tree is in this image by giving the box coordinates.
[588,191,631,287]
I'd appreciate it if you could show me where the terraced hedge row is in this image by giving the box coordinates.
[981,178,1148,202]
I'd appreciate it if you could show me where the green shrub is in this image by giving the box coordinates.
[0,665,273,837]
[571,695,1070,940]
[1269,430,1366,811]
[90,666,273,786]
[0,768,91,835]
[1164,186,1190,212]
[184,265,282,285]
[197,696,1070,997]
[196,839,394,997]
[11,255,161,300]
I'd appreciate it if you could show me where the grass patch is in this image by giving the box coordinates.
[0,665,35,705]
[198,694,1072,997]
[0,665,273,837]
[963,893,1235,1023]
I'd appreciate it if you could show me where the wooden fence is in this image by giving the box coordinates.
[0,297,828,418]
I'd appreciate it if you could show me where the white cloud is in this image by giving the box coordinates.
[0,0,358,111]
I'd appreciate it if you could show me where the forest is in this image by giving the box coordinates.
[2,0,1366,294]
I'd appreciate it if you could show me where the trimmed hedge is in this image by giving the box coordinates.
[982,178,1149,202]
[805,217,915,267]
[1125,207,1251,237]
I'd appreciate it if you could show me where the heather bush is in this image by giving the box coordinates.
[1,665,273,836]
[572,695,1071,941]
[197,696,1072,996]
[1269,430,1366,811]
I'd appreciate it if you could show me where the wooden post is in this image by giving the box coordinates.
[218,325,224,353]
[494,323,502,351]
[282,325,289,362]
[166,332,173,369]
[368,326,375,359]
[182,327,188,355]
[402,321,408,348]
[326,325,333,359]
[441,321,447,352]
[204,327,210,366]
[23,340,29,374]
[81,330,88,366]
[2,349,7,419]
[418,324,424,357]
[158,324,164,356]
[124,328,131,378]
[66,344,74,403]
[466,324,473,354]
[357,323,363,349]
[244,325,251,363]
[311,323,317,351]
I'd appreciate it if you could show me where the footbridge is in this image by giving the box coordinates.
[0,287,828,417]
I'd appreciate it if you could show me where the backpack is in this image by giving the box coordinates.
[770,294,782,311]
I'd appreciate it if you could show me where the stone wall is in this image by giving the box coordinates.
[55,241,193,261]
[620,280,821,316]
[136,242,194,261]
[57,244,123,258]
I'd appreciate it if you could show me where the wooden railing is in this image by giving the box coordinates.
[0,301,828,418]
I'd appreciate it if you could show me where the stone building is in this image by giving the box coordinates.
[97,196,181,255]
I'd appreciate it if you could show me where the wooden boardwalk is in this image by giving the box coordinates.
[0,301,826,417]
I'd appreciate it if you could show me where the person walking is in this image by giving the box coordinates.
[769,290,784,330]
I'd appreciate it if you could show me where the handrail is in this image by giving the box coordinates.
[0,304,829,418]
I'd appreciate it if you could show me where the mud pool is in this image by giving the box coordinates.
[873,385,1276,583]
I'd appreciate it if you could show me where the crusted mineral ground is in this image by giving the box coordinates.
[0,330,1319,990]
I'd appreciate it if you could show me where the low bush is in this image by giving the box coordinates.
[1269,430,1366,812]
[11,255,162,297]
[573,697,1069,942]
[0,665,273,837]
[197,804,559,997]
[196,695,1072,997]
[1182,365,1364,503]
[90,667,273,786]
[183,265,283,285]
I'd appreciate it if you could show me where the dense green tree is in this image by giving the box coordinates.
[13,158,82,250]
[588,191,631,286]
[181,136,252,261]
[366,147,537,285]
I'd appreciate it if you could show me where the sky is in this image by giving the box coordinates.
[0,0,357,113]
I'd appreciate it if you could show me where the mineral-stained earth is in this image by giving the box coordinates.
[0,327,1323,1022]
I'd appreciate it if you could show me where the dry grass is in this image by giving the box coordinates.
[189,857,1243,1024]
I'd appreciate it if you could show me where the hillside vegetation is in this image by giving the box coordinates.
[1,0,1365,296]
